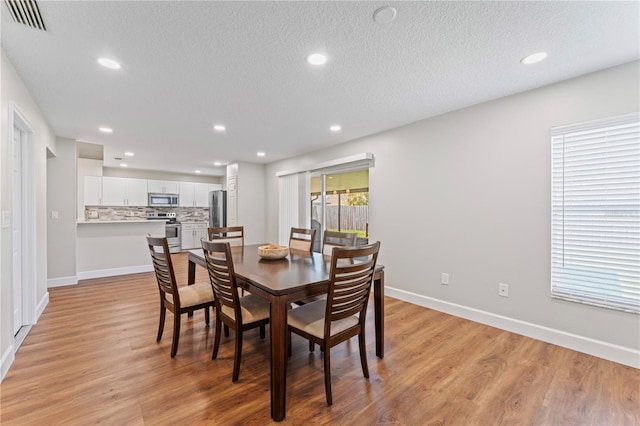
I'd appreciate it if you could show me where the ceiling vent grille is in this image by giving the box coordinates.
[4,0,46,31]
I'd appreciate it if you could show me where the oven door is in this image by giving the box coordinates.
[165,224,180,239]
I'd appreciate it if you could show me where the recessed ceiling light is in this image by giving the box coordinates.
[124,152,134,157]
[120,163,128,167]
[257,151,266,157]
[330,125,342,132]
[307,53,327,66]
[213,124,226,132]
[373,6,397,24]
[214,162,223,166]
[195,170,201,174]
[521,52,548,65]
[97,58,121,70]
[99,127,113,133]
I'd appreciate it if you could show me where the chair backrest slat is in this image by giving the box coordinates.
[202,240,242,321]
[325,242,380,327]
[289,227,317,253]
[146,235,179,305]
[208,226,244,247]
[322,230,357,256]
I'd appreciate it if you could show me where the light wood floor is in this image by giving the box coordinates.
[1,253,638,425]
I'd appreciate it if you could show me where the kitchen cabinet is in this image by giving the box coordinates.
[102,177,148,206]
[148,180,179,194]
[181,222,208,250]
[179,182,210,207]
[83,176,102,206]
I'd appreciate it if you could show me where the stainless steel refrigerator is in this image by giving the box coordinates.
[209,190,227,228]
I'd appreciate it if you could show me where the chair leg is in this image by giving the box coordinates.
[224,324,230,337]
[358,331,369,378]
[212,313,222,360]
[157,304,166,341]
[232,330,243,382]
[309,341,315,352]
[204,306,210,325]
[323,347,332,406]
[287,330,292,358]
[170,313,181,358]
[260,324,265,339]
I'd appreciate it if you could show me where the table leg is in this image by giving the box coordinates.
[188,257,196,285]
[374,270,385,359]
[270,297,288,421]
[188,257,196,317]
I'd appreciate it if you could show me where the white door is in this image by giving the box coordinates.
[12,126,23,335]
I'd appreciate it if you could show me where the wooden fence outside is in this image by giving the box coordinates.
[324,205,369,231]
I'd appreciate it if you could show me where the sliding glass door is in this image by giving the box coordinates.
[310,169,369,252]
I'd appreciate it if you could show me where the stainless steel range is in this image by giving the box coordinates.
[147,212,181,253]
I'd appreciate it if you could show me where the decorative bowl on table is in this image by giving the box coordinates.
[258,244,289,260]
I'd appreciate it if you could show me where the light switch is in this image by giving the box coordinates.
[50,211,59,220]
[1,211,9,228]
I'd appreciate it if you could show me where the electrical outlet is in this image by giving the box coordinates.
[50,210,59,219]
[441,273,449,285]
[498,283,509,297]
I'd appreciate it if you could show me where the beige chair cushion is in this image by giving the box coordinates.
[221,294,270,324]
[165,282,214,308]
[288,300,358,339]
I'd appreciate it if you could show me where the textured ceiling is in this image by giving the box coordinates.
[1,1,638,176]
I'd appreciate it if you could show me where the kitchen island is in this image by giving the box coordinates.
[77,220,166,279]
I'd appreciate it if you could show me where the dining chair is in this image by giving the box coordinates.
[289,227,317,252]
[201,239,270,382]
[322,230,358,256]
[287,241,381,406]
[208,226,244,247]
[146,235,215,358]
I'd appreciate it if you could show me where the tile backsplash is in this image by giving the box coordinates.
[84,206,208,222]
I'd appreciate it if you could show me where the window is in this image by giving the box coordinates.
[551,112,639,313]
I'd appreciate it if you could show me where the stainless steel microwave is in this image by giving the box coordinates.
[148,193,179,207]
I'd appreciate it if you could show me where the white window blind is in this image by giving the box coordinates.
[551,112,640,314]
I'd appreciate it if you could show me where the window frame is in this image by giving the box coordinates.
[550,112,640,314]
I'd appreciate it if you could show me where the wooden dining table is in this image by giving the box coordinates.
[187,244,385,422]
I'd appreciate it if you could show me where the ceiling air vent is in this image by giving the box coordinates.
[4,0,46,31]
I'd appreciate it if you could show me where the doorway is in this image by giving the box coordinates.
[310,169,369,252]
[9,102,37,347]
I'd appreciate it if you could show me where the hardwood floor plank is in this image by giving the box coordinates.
[1,252,638,425]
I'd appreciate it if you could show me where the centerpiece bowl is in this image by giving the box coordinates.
[258,244,289,260]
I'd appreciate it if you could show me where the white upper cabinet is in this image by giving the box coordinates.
[148,180,179,194]
[84,176,103,206]
[102,177,148,206]
[208,183,222,192]
[126,178,149,206]
[179,182,210,207]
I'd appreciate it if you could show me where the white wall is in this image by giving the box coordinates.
[265,61,640,366]
[47,138,77,286]
[236,162,266,245]
[1,49,55,379]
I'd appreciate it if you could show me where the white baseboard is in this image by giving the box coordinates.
[36,291,49,321]
[47,275,78,288]
[386,286,640,369]
[77,264,154,280]
[0,343,15,383]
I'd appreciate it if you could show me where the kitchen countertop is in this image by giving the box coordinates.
[77,219,166,224]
